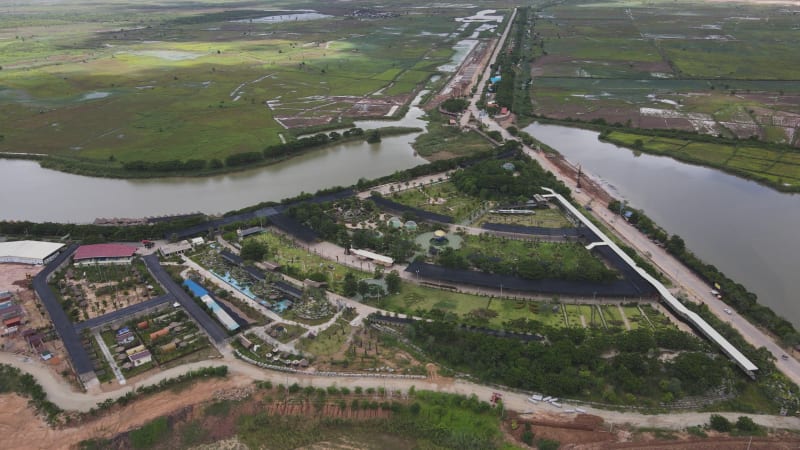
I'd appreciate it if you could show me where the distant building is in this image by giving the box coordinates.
[0,240,65,265]
[160,240,192,257]
[238,227,266,238]
[190,237,205,247]
[74,243,138,266]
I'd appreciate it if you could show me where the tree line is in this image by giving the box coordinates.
[607,200,800,346]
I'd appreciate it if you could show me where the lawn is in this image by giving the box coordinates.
[413,111,493,160]
[377,281,664,332]
[251,231,366,289]
[295,318,351,358]
[478,206,572,228]
[388,181,485,222]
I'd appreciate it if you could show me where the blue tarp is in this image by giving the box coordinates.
[183,279,209,298]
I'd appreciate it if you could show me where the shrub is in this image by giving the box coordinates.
[709,414,732,432]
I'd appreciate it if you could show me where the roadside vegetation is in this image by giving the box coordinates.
[80,387,509,450]
[607,201,800,347]
[0,364,62,425]
[404,320,779,410]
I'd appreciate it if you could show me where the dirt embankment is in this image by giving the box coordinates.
[0,376,241,450]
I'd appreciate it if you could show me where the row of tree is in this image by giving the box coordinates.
[607,200,800,346]
[121,129,368,172]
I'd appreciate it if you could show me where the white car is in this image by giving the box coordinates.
[723,308,733,315]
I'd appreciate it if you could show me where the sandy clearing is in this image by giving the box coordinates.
[0,375,240,450]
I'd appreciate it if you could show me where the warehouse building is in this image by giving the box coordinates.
[0,240,65,265]
[73,243,138,266]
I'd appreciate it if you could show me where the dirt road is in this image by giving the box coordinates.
[3,351,800,433]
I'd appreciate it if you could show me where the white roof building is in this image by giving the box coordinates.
[160,240,192,257]
[0,241,65,265]
[351,249,394,266]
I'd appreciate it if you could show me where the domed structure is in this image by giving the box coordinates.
[387,217,403,228]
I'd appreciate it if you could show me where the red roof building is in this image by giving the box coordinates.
[74,244,138,265]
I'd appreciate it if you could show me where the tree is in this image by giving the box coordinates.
[666,234,686,255]
[240,239,268,261]
[385,270,401,294]
[486,130,503,141]
[343,272,358,297]
[366,130,381,143]
[709,414,732,432]
[357,280,370,297]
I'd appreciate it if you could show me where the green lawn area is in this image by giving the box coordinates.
[413,111,493,159]
[252,231,366,290]
[296,318,351,358]
[478,206,572,228]
[450,233,616,282]
[269,323,308,344]
[388,181,484,222]
[377,282,665,332]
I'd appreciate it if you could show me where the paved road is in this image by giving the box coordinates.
[3,351,800,432]
[31,243,95,379]
[461,7,518,129]
[142,254,228,344]
[74,294,173,332]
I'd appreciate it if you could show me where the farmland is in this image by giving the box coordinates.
[527,0,800,147]
[0,0,491,176]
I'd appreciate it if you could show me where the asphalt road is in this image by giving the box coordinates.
[142,254,228,344]
[73,293,174,332]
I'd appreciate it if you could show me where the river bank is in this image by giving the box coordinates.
[1,126,421,180]
[529,117,800,194]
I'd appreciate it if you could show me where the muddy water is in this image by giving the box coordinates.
[525,121,800,326]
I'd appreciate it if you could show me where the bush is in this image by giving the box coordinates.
[709,414,732,432]
[129,417,169,449]
[735,416,760,432]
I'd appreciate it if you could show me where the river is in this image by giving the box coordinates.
[0,93,429,223]
[525,122,800,327]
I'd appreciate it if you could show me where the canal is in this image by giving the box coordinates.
[525,122,800,326]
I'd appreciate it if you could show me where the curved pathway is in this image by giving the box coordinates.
[3,351,800,431]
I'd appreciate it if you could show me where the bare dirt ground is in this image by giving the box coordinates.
[0,376,240,450]
[0,264,42,292]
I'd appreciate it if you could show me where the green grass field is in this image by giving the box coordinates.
[389,181,484,222]
[377,281,670,332]
[0,0,480,174]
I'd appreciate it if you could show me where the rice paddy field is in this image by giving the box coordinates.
[0,0,501,171]
[528,0,800,146]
